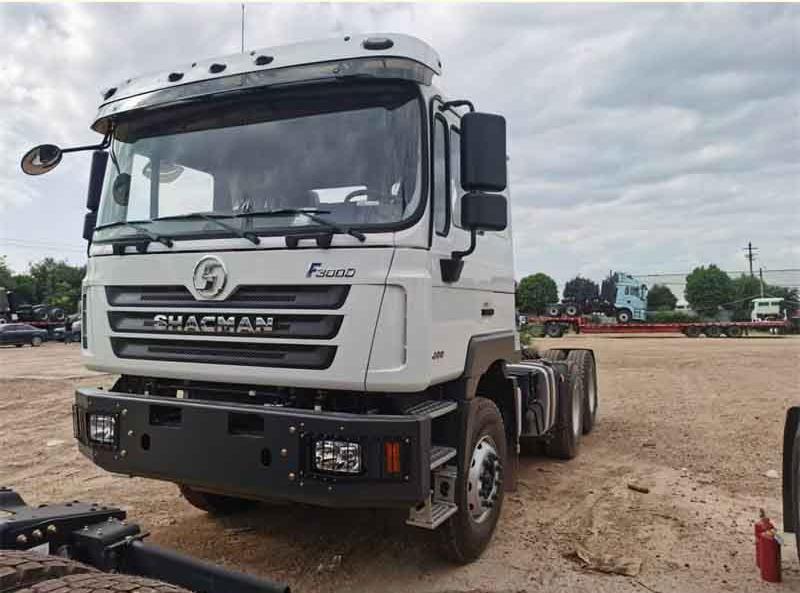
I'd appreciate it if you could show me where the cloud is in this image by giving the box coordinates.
[0,3,797,290]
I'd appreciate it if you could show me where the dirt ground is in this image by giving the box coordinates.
[1,336,799,593]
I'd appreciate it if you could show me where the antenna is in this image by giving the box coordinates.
[241,3,245,54]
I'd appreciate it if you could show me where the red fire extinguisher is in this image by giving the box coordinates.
[755,510,774,567]
[755,510,782,583]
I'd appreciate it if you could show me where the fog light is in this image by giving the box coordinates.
[88,413,117,445]
[313,440,362,474]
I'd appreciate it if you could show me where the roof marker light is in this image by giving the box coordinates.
[103,87,117,100]
[363,37,393,51]
[254,55,273,66]
[168,72,184,82]
[209,63,227,74]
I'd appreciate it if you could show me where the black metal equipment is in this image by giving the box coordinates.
[0,487,290,593]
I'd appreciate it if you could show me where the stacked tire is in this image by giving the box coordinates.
[0,550,189,593]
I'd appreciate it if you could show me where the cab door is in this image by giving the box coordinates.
[428,104,504,383]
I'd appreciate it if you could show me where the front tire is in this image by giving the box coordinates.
[440,397,506,563]
[31,336,43,347]
[616,309,632,323]
[178,484,259,515]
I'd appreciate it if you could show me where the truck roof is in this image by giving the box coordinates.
[94,33,441,126]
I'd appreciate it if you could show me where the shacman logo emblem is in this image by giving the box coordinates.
[192,256,227,299]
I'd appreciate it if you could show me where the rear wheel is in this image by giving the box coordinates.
[541,348,567,362]
[616,309,632,323]
[178,484,259,515]
[726,325,743,338]
[31,336,43,347]
[545,361,584,460]
[567,350,598,434]
[0,550,95,592]
[684,325,701,338]
[440,397,506,564]
[545,323,564,338]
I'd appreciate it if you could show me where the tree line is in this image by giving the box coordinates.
[516,265,798,320]
[0,256,85,314]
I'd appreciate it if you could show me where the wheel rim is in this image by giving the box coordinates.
[619,312,630,322]
[466,435,501,524]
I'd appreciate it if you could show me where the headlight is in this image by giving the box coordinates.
[313,440,362,474]
[88,413,117,445]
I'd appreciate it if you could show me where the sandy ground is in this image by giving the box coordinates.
[1,336,799,593]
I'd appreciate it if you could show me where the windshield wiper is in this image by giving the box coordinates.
[153,212,260,245]
[233,208,366,242]
[95,220,173,247]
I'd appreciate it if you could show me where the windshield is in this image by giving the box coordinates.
[94,82,422,243]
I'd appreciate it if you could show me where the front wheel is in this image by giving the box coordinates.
[616,309,632,323]
[31,336,43,347]
[440,397,506,563]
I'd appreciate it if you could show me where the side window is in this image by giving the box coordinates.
[432,116,449,236]
[450,127,462,228]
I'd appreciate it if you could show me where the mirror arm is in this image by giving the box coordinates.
[439,100,475,114]
[451,229,477,261]
[60,132,112,155]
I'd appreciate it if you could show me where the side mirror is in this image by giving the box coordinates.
[20,144,63,176]
[83,211,98,242]
[440,193,508,284]
[461,112,507,192]
[86,151,109,211]
[460,192,507,232]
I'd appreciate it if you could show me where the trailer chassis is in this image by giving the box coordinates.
[0,487,289,593]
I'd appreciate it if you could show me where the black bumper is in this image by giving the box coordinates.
[74,389,431,508]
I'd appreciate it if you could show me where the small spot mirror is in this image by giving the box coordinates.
[20,144,63,176]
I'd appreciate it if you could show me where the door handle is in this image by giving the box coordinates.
[481,308,495,317]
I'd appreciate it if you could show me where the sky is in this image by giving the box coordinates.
[0,2,798,289]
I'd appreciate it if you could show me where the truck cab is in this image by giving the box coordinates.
[22,33,597,563]
[751,297,784,322]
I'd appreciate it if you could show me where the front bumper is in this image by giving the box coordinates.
[74,388,431,508]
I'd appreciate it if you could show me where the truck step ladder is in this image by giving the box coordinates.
[406,465,458,529]
[430,445,457,470]
[404,400,457,419]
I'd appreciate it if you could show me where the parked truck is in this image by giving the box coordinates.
[18,32,598,573]
[0,286,68,332]
[546,271,648,323]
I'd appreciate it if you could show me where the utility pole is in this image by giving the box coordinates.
[759,267,765,297]
[743,242,758,277]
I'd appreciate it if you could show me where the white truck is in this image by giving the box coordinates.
[22,33,598,563]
